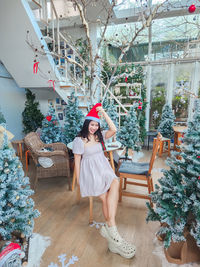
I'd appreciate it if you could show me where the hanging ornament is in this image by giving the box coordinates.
[46,115,52,122]
[197,156,200,159]
[33,60,39,74]
[125,77,128,83]
[188,4,196,13]
[16,196,20,200]
[0,220,2,224]
[28,220,31,225]
[198,176,200,180]
[48,79,56,91]
[17,165,21,169]
[11,218,15,223]
[4,168,10,174]
[4,162,8,167]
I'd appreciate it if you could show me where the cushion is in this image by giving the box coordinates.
[119,161,149,175]
[38,157,54,168]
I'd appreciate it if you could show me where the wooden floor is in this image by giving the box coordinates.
[23,149,169,267]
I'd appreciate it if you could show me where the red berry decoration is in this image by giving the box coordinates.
[188,4,196,13]
[46,115,52,122]
[125,77,128,83]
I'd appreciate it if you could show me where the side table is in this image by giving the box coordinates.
[11,140,24,160]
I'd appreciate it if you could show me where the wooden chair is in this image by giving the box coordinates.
[118,133,162,206]
[24,132,70,189]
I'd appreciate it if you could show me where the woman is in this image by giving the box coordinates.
[73,103,136,258]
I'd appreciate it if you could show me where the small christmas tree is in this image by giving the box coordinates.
[22,89,44,134]
[158,104,175,139]
[0,132,40,240]
[117,104,141,158]
[146,99,200,248]
[62,93,84,145]
[102,100,119,131]
[41,104,62,144]
[0,108,6,124]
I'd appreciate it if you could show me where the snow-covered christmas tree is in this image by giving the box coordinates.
[102,100,119,131]
[0,131,40,240]
[158,104,175,139]
[147,99,200,248]
[62,92,84,145]
[117,104,141,158]
[41,104,62,144]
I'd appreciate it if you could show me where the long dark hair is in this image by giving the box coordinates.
[78,119,104,144]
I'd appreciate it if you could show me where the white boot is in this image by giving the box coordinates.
[100,224,136,258]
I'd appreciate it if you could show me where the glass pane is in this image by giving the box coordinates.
[172,63,194,124]
[149,64,168,130]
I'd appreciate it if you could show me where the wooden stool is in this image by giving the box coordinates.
[154,137,170,157]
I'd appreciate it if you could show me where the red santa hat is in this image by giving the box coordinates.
[85,103,102,123]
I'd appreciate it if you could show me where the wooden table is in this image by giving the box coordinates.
[173,126,187,151]
[11,139,24,160]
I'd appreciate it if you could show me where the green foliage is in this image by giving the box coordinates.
[22,89,44,134]
[0,108,6,124]
[117,104,141,158]
[158,104,175,139]
[40,105,62,144]
[147,99,200,248]
[63,92,84,145]
[101,61,112,85]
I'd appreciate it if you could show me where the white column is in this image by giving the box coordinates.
[166,63,174,105]
[188,61,199,121]
[145,64,152,131]
[145,18,152,131]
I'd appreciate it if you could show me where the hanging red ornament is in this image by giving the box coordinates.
[46,116,52,122]
[48,80,56,91]
[197,156,200,159]
[33,61,39,74]
[125,77,128,83]
[138,105,142,110]
[198,176,200,180]
[188,4,196,13]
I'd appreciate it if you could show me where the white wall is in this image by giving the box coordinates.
[0,63,26,140]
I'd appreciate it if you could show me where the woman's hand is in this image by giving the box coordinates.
[96,106,106,118]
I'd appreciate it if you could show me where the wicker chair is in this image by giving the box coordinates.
[24,132,70,189]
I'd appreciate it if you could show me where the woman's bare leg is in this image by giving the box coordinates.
[99,192,108,221]
[106,179,119,227]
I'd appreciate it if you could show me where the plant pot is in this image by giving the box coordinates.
[164,232,200,265]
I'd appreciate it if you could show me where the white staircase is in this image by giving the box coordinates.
[0,0,89,108]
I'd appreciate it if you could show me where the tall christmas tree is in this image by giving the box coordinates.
[158,104,175,139]
[0,108,6,124]
[0,132,40,240]
[147,99,200,248]
[41,104,62,144]
[62,93,84,145]
[22,89,44,134]
[117,104,141,158]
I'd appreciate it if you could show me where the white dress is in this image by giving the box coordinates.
[72,131,118,197]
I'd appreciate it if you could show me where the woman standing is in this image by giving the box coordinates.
[73,103,135,258]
